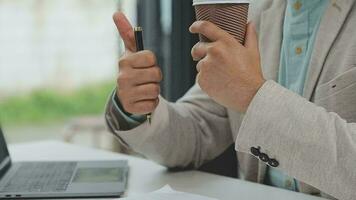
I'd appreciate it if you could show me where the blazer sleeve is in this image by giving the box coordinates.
[236,80,356,200]
[105,84,234,169]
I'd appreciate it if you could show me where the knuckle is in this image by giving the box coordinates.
[125,100,133,110]
[196,61,203,72]
[197,72,208,91]
[144,51,156,65]
[145,101,156,111]
[117,73,129,86]
[152,67,162,81]
[191,43,199,53]
[124,103,135,113]
[117,90,129,103]
[200,21,210,31]
[117,76,124,87]
[225,35,236,44]
[145,84,158,96]
[118,57,130,68]
[135,102,147,113]
[197,74,205,89]
[191,44,202,60]
[191,46,197,57]
[151,84,160,96]
[208,45,221,55]
[198,60,207,70]
[117,89,124,98]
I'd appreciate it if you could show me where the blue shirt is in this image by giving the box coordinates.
[265,0,329,191]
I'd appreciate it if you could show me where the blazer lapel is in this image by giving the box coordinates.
[259,0,286,81]
[303,0,355,100]
[256,0,286,182]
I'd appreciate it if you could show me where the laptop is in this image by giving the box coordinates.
[0,127,129,199]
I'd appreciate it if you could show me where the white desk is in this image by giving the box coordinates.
[9,141,325,200]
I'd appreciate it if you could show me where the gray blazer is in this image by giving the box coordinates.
[105,0,356,199]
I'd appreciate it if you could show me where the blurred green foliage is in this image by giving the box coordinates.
[0,82,115,126]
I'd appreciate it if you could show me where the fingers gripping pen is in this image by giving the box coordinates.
[134,27,152,124]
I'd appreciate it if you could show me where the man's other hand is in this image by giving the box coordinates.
[190,21,266,113]
[113,12,162,115]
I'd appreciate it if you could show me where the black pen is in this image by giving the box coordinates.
[134,27,152,124]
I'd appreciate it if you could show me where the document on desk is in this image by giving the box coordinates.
[124,185,219,200]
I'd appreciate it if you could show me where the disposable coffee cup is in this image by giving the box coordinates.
[193,0,250,44]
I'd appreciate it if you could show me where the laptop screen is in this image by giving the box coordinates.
[0,128,11,178]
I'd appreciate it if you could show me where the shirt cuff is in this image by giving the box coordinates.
[108,89,146,131]
[235,80,296,170]
[106,94,170,151]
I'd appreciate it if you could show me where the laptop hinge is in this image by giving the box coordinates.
[0,157,12,179]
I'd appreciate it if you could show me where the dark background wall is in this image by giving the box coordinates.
[136,0,198,101]
[136,0,237,178]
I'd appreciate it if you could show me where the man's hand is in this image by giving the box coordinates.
[113,12,162,115]
[190,21,265,113]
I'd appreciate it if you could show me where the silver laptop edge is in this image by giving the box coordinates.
[0,127,129,199]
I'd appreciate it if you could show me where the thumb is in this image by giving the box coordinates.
[244,22,259,54]
[113,12,136,52]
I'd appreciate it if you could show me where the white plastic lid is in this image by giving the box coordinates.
[193,0,250,6]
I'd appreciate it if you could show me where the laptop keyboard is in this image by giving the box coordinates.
[1,162,77,193]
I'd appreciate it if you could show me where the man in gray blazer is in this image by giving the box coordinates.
[105,1,356,199]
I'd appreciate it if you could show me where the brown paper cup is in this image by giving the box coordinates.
[194,2,249,44]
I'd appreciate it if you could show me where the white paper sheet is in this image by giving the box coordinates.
[123,185,219,200]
